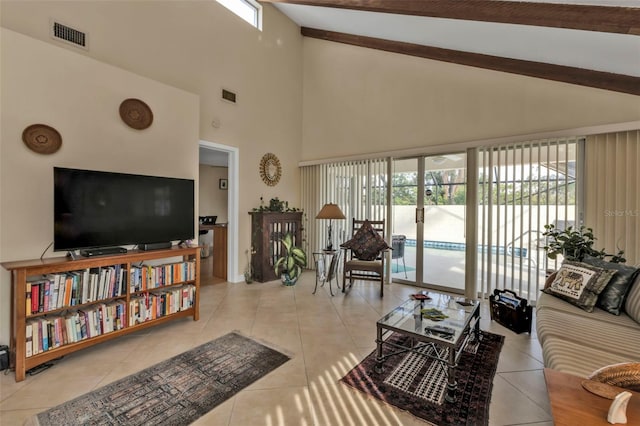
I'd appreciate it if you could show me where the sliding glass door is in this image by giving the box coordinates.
[391,153,467,293]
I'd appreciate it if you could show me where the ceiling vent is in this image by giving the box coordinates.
[50,20,88,50]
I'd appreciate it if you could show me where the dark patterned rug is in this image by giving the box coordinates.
[341,330,504,426]
[34,332,290,426]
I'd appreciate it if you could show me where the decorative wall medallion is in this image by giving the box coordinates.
[119,98,153,130]
[22,124,62,154]
[259,153,282,186]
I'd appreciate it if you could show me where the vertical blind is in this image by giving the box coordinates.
[584,131,640,266]
[299,132,638,300]
[477,138,581,301]
[301,159,389,255]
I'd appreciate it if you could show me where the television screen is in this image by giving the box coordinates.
[54,167,195,251]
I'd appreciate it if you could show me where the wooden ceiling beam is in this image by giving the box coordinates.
[263,0,640,35]
[302,27,640,95]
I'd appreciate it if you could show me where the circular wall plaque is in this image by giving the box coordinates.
[259,153,282,186]
[22,124,62,154]
[119,98,153,130]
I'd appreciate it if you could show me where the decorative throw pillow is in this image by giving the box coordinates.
[624,274,640,325]
[542,260,616,312]
[340,220,390,261]
[581,255,640,315]
[544,271,558,289]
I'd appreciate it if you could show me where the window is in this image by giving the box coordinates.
[216,0,262,29]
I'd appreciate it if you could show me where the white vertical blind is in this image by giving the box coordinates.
[301,158,389,256]
[478,138,580,301]
[584,131,640,265]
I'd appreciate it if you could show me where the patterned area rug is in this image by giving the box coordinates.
[34,332,290,426]
[341,330,504,426]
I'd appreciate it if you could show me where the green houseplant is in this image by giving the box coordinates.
[274,232,307,285]
[542,224,626,263]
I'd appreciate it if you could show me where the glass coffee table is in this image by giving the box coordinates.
[375,291,481,403]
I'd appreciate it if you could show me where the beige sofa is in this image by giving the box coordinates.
[536,271,640,377]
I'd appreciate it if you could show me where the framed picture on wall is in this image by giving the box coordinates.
[219,178,228,190]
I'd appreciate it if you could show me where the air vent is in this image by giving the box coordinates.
[51,20,88,50]
[222,89,237,104]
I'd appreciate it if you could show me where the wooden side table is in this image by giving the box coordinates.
[544,368,640,425]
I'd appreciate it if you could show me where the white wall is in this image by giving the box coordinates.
[199,164,228,222]
[0,28,200,345]
[1,1,304,282]
[301,38,640,161]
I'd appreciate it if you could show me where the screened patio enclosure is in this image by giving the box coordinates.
[300,138,580,302]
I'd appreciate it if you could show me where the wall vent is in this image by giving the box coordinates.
[222,89,237,104]
[51,20,88,50]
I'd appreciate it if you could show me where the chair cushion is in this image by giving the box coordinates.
[341,220,390,261]
[581,255,640,315]
[542,260,616,312]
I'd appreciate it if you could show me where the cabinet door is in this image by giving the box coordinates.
[250,212,302,282]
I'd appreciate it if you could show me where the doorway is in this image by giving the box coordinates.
[198,140,240,283]
[391,153,467,293]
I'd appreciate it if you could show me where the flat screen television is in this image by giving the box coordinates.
[54,167,195,252]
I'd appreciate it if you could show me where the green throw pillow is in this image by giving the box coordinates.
[542,260,616,312]
[582,255,640,315]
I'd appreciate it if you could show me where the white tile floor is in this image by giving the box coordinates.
[0,271,553,425]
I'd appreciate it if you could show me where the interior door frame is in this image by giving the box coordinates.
[199,140,240,283]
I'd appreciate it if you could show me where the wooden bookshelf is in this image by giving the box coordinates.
[2,246,200,382]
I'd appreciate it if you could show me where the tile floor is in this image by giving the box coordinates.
[0,271,553,426]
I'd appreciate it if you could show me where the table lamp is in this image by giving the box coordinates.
[316,203,345,251]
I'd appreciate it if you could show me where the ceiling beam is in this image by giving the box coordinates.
[301,27,640,96]
[263,0,640,35]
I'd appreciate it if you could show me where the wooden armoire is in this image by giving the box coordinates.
[249,211,303,282]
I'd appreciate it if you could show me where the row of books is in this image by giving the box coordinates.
[129,285,195,324]
[130,261,196,293]
[26,266,127,315]
[26,302,126,357]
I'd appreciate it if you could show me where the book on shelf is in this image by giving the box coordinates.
[40,320,48,352]
[26,283,32,316]
[32,320,39,355]
[128,285,195,324]
[49,276,59,311]
[23,300,127,358]
[25,322,33,357]
[42,282,48,312]
[24,265,128,316]
[31,284,39,314]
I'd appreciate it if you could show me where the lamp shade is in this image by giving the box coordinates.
[316,203,345,220]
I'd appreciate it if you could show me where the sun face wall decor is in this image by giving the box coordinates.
[259,153,281,186]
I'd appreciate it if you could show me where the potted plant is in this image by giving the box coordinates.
[542,224,626,263]
[274,232,307,285]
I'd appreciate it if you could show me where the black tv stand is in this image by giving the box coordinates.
[80,247,128,257]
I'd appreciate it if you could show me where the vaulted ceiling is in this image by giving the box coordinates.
[262,0,640,95]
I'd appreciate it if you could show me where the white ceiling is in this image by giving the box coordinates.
[273,1,640,78]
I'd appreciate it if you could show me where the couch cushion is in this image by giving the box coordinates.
[541,336,640,378]
[625,273,640,325]
[536,292,640,377]
[542,261,616,312]
[341,220,390,261]
[537,292,640,337]
[582,255,640,315]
